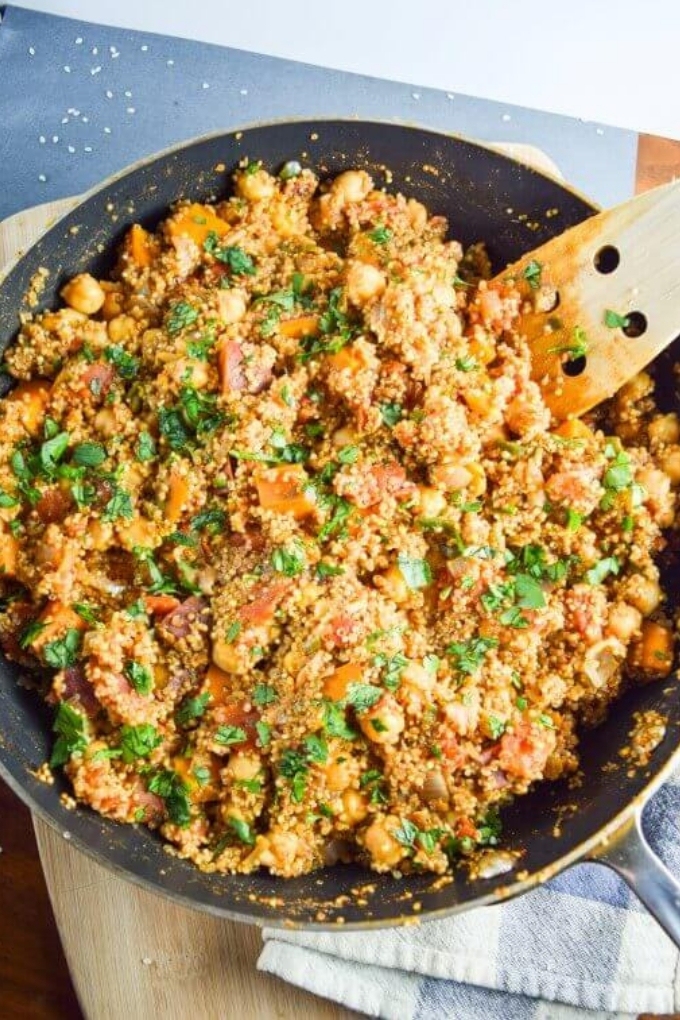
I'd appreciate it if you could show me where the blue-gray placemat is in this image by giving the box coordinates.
[0,4,638,221]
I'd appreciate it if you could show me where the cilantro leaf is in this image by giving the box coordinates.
[397,553,432,590]
[50,702,88,767]
[43,628,82,669]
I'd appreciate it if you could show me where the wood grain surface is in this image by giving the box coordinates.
[1,133,680,1020]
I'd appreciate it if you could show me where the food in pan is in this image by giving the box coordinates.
[0,164,676,877]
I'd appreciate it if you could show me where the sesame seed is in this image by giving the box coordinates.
[28,46,36,56]
[240,88,248,96]
[112,52,120,59]
[446,93,455,100]
[52,135,59,143]
[596,128,604,136]
[141,44,148,52]
[502,113,512,122]
[106,90,113,99]
[92,47,98,55]
[84,146,93,153]
[61,117,68,124]
[202,82,210,89]
[75,37,83,45]
[167,59,175,66]
[109,46,116,54]
[68,146,75,153]
[82,116,89,123]
[126,107,136,114]
[39,136,46,144]
[411,92,420,100]
[38,174,47,182]
[91,66,102,76]
[104,127,111,134]
[63,65,71,73]
[124,90,132,98]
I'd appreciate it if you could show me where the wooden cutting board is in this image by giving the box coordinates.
[0,143,568,1020]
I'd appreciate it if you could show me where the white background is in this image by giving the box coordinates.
[15,0,680,140]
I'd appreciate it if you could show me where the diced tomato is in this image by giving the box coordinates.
[498,720,554,780]
[144,594,181,617]
[238,580,289,627]
[81,362,115,399]
[213,700,260,750]
[35,485,73,525]
[324,612,360,648]
[439,732,466,769]
[456,816,478,840]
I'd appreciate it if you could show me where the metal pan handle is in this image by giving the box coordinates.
[589,809,680,948]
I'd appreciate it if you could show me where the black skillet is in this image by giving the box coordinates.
[1,120,679,941]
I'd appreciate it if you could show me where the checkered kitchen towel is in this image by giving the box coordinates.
[258,771,680,1018]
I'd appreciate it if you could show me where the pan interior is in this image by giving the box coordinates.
[1,120,678,927]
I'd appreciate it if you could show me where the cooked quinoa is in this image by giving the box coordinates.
[0,164,677,878]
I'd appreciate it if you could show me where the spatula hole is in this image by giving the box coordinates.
[562,355,587,377]
[594,245,620,274]
[623,311,647,338]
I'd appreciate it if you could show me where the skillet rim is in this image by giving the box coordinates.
[1,118,675,931]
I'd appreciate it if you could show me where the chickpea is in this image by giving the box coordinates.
[170,357,209,388]
[375,565,409,605]
[417,486,447,519]
[625,574,662,616]
[228,751,261,781]
[363,818,404,868]
[406,198,428,231]
[326,758,353,792]
[660,446,680,486]
[430,460,473,491]
[606,601,642,642]
[235,168,276,203]
[465,462,487,497]
[253,830,302,872]
[648,413,680,447]
[637,465,674,526]
[340,790,368,825]
[100,285,125,321]
[402,661,435,692]
[94,408,118,437]
[217,289,247,324]
[332,426,359,449]
[211,637,241,674]
[621,371,653,404]
[118,516,157,551]
[61,273,105,315]
[346,261,386,307]
[330,170,372,205]
[359,694,405,745]
[107,314,137,343]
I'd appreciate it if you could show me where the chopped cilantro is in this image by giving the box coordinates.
[522,259,542,289]
[252,683,277,707]
[455,355,478,372]
[214,725,247,746]
[604,309,630,329]
[50,702,88,767]
[203,233,256,275]
[368,225,392,244]
[380,402,403,427]
[118,723,162,763]
[147,769,191,826]
[104,345,139,379]
[345,682,382,713]
[255,720,271,747]
[271,543,306,577]
[124,660,153,695]
[447,635,498,676]
[166,301,199,336]
[43,628,82,669]
[321,699,357,740]
[397,553,432,589]
[585,556,620,585]
[102,485,133,522]
[72,442,107,468]
[176,692,210,726]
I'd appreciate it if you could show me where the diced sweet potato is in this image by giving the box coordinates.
[6,379,51,435]
[629,619,674,679]
[167,203,230,247]
[166,471,190,523]
[277,315,319,339]
[323,662,363,701]
[125,224,155,268]
[255,465,316,518]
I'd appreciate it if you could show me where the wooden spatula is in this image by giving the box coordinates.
[499,178,680,420]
